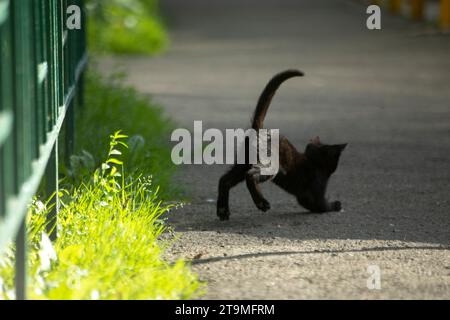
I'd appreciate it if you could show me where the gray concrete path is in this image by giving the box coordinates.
[100,0,450,299]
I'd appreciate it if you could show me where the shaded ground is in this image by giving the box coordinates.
[99,0,450,299]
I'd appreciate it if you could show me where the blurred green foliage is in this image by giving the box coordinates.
[63,69,180,198]
[86,0,168,54]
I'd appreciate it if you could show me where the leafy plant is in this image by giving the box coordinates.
[0,133,204,300]
[60,69,181,198]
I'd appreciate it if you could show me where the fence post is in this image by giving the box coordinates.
[45,143,59,241]
[14,219,27,300]
[65,100,75,166]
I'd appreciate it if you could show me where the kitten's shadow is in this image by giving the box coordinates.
[168,202,450,246]
[173,207,340,233]
[283,210,324,216]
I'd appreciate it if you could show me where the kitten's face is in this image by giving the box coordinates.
[305,139,347,174]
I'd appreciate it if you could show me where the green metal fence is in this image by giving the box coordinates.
[0,0,87,299]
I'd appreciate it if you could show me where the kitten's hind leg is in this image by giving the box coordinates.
[246,166,274,212]
[297,192,341,213]
[217,164,247,220]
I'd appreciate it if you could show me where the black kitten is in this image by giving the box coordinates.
[217,69,347,220]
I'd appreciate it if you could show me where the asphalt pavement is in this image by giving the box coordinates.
[99,0,450,299]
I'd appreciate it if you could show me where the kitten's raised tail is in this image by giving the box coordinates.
[251,69,304,130]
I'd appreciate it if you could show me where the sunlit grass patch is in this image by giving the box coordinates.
[0,133,204,299]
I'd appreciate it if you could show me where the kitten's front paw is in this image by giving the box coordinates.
[333,201,342,212]
[256,199,271,212]
[217,207,230,221]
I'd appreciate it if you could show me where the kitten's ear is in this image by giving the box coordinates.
[310,136,321,145]
[338,143,348,151]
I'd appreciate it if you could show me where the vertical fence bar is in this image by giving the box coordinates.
[65,100,75,165]
[0,0,14,221]
[45,0,60,241]
[64,0,75,165]
[49,0,58,126]
[77,0,86,111]
[57,0,64,107]
[34,0,45,149]
[29,0,38,161]
[14,219,27,300]
[11,0,35,300]
[45,144,59,241]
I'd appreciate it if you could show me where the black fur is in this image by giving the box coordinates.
[217,69,347,220]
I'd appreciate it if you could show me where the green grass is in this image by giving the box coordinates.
[0,133,203,299]
[0,0,197,299]
[0,69,201,299]
[86,0,168,55]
